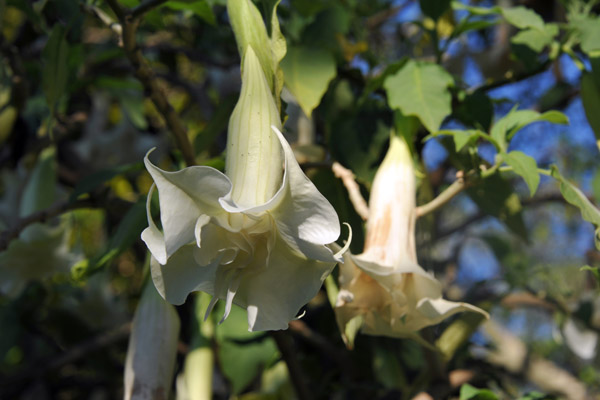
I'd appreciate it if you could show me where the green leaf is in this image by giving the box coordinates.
[420,0,451,21]
[581,71,600,145]
[550,166,600,250]
[503,150,540,196]
[451,2,501,16]
[490,109,569,150]
[511,24,558,53]
[384,60,453,133]
[42,24,69,111]
[163,0,216,25]
[460,384,499,400]
[431,129,487,151]
[281,46,336,116]
[20,148,57,217]
[501,6,544,30]
[575,16,600,56]
[453,18,498,37]
[580,265,600,282]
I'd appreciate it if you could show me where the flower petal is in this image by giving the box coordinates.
[414,297,488,328]
[144,150,232,261]
[151,245,220,305]
[234,236,336,331]
[141,185,167,264]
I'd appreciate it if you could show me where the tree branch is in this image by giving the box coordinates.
[103,0,196,166]
[331,162,369,221]
[416,172,469,218]
[0,198,96,252]
[271,331,312,400]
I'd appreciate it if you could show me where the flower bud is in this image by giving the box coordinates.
[225,46,284,208]
[124,283,180,400]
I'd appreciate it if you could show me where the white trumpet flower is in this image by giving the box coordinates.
[335,134,486,342]
[142,46,348,331]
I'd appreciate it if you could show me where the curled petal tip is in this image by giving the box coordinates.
[144,147,157,160]
[334,222,353,262]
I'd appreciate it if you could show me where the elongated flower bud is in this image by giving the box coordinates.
[225,46,284,208]
[361,134,417,267]
[124,283,180,400]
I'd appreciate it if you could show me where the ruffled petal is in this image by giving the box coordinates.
[151,245,220,305]
[144,150,232,262]
[234,236,336,331]
[268,127,342,261]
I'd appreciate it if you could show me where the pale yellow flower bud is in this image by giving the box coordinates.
[225,46,283,208]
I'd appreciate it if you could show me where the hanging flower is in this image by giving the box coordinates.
[335,134,486,345]
[142,46,349,331]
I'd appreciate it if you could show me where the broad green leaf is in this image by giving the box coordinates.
[384,60,453,133]
[163,0,216,25]
[420,0,451,21]
[301,5,350,51]
[501,6,544,30]
[550,166,600,250]
[511,24,558,53]
[460,384,499,400]
[42,24,69,111]
[503,150,539,196]
[581,71,600,145]
[575,16,600,56]
[490,109,569,150]
[431,129,487,151]
[20,147,57,217]
[281,46,336,116]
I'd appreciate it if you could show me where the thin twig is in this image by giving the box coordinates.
[271,331,312,400]
[469,60,552,94]
[0,198,96,252]
[416,172,469,218]
[332,162,369,220]
[103,0,196,166]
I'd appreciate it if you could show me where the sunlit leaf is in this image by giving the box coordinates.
[384,60,453,133]
[281,46,336,116]
[503,150,539,197]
